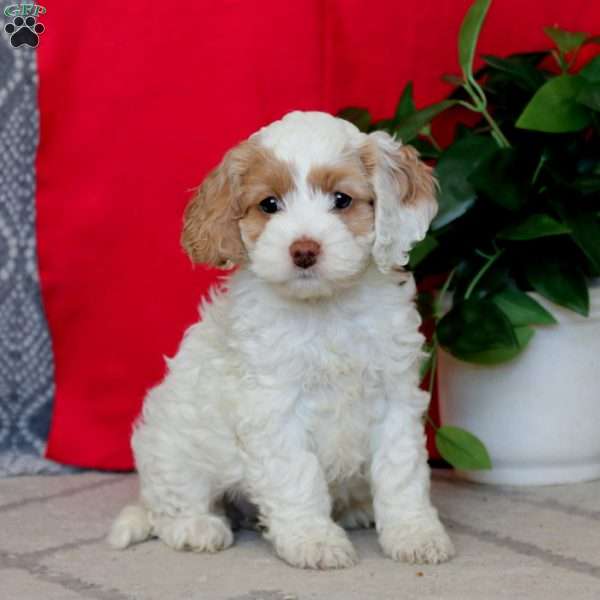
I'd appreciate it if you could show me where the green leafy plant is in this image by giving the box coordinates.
[339,0,600,471]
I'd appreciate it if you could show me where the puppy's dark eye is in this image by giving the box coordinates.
[333,191,353,210]
[259,197,280,214]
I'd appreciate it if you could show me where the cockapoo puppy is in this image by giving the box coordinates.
[108,111,454,569]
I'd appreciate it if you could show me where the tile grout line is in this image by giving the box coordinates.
[0,535,133,600]
[445,516,600,580]
[0,475,131,513]
[438,478,600,522]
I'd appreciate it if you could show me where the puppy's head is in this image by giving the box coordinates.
[182,111,437,299]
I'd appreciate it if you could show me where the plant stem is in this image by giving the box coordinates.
[427,134,442,152]
[464,249,504,300]
[425,413,439,432]
[425,267,457,433]
[427,342,438,400]
[531,152,548,185]
[552,49,568,73]
[480,107,511,148]
[475,249,493,260]
[434,268,456,319]
[465,75,487,110]
[460,79,511,149]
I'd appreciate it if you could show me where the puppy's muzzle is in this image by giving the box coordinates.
[289,238,321,269]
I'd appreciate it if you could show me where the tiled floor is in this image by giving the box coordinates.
[1,471,599,599]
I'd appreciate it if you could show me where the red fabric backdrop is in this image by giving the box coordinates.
[37,1,600,469]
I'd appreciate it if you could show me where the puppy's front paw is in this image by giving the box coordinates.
[154,514,234,553]
[379,518,454,564]
[272,521,358,569]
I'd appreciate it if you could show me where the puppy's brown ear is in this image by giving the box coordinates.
[182,143,251,267]
[365,131,438,273]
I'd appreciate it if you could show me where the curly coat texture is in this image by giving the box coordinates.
[109,111,453,569]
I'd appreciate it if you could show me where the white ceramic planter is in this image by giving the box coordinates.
[438,285,600,486]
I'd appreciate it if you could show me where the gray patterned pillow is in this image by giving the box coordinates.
[0,6,67,475]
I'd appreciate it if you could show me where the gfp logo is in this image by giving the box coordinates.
[3,4,46,48]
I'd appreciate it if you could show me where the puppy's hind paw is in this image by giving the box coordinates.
[379,519,455,565]
[108,505,152,549]
[272,521,358,570]
[335,504,374,530]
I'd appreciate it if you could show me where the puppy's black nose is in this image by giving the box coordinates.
[289,238,321,269]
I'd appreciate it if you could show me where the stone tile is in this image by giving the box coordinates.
[40,527,600,600]
[432,476,600,568]
[0,473,129,509]
[0,476,137,554]
[0,568,84,599]
[2,472,600,599]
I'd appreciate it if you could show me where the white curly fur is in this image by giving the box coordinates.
[108,111,454,569]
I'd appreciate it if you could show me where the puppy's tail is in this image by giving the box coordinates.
[107,504,153,549]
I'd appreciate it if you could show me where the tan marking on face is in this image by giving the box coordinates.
[341,199,376,237]
[307,159,375,238]
[182,140,295,265]
[239,206,270,244]
[237,144,295,244]
[239,146,295,210]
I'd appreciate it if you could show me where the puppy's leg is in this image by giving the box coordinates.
[109,473,234,553]
[120,388,238,553]
[137,459,235,554]
[371,385,454,564]
[241,410,357,570]
[331,477,374,530]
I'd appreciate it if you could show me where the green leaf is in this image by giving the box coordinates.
[516,75,591,133]
[371,118,396,133]
[580,55,600,82]
[409,235,439,269]
[577,81,600,111]
[394,99,457,142]
[491,288,557,326]
[441,73,464,87]
[584,35,600,47]
[482,54,546,92]
[437,299,520,364]
[417,291,435,321]
[497,214,571,240]
[565,212,600,272]
[395,82,416,122]
[468,148,526,212]
[458,0,492,80]
[337,107,371,132]
[436,426,492,470]
[432,134,497,230]
[410,137,442,160]
[573,175,600,194]
[456,326,532,363]
[513,326,535,349]
[524,256,589,316]
[543,26,587,55]
[453,258,510,303]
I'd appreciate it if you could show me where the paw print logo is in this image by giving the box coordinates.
[4,15,44,48]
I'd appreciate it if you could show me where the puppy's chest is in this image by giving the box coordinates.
[240,304,400,480]
[294,327,387,482]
